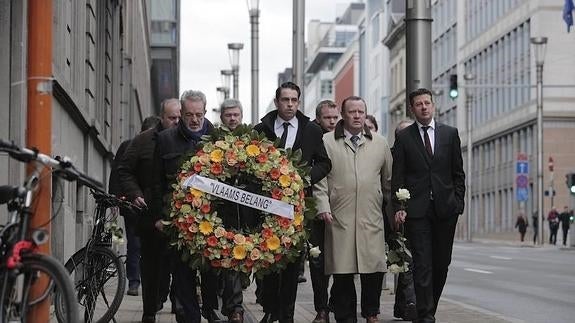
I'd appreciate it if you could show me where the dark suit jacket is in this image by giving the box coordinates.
[254,110,331,188]
[109,139,131,196]
[391,121,465,220]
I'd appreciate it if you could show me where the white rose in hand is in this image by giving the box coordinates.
[309,246,321,258]
[396,188,410,201]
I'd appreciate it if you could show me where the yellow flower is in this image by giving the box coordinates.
[246,144,261,157]
[293,213,303,226]
[266,235,281,251]
[190,188,204,198]
[279,175,292,187]
[210,149,224,163]
[198,221,213,235]
[233,245,247,259]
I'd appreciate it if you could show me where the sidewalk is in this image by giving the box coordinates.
[114,261,520,323]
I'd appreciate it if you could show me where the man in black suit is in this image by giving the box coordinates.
[391,88,465,323]
[254,82,331,323]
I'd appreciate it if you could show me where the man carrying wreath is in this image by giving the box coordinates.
[150,90,215,323]
[254,81,331,323]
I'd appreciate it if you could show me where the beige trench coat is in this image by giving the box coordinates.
[315,128,392,274]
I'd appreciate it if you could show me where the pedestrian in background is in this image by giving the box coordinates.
[391,88,465,323]
[532,211,539,245]
[547,207,560,245]
[315,95,392,323]
[559,206,572,246]
[515,211,528,242]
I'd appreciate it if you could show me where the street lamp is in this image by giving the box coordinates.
[247,0,260,125]
[531,36,548,245]
[216,86,228,105]
[227,43,244,100]
[220,69,233,99]
[464,73,476,242]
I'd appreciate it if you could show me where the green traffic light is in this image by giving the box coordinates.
[449,89,458,98]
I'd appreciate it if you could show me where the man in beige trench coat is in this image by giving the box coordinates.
[315,96,393,323]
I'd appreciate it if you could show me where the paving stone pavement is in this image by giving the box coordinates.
[114,263,521,323]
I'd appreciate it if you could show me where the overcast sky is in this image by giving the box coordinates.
[179,0,355,122]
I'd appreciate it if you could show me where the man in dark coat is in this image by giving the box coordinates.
[117,99,181,322]
[109,116,161,297]
[151,90,215,323]
[391,88,465,323]
[254,82,331,323]
[307,99,339,323]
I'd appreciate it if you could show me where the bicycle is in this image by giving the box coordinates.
[56,189,137,323]
[0,138,103,322]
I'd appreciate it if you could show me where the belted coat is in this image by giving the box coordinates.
[314,121,392,274]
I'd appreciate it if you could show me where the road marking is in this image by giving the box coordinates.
[490,255,512,260]
[464,268,493,274]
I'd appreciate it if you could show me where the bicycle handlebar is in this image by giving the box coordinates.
[0,138,104,192]
[90,190,141,213]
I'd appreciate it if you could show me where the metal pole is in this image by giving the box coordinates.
[405,0,432,101]
[293,0,305,105]
[233,69,239,100]
[27,1,53,320]
[536,63,544,245]
[466,93,473,242]
[249,9,259,125]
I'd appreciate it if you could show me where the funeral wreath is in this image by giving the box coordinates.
[165,125,315,278]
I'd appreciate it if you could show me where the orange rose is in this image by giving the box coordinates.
[211,260,221,268]
[269,168,281,180]
[200,203,211,214]
[207,236,218,247]
[210,163,223,175]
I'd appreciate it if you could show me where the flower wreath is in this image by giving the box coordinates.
[166,125,315,278]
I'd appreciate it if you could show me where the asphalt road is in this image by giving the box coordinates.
[444,242,575,323]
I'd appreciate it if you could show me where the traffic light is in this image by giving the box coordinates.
[449,74,458,99]
[566,172,575,194]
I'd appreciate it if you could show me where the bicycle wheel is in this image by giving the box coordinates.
[0,253,79,323]
[59,246,125,323]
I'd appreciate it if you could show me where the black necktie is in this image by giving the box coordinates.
[422,126,433,157]
[279,122,290,148]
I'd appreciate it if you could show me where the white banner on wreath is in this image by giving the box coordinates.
[182,174,294,219]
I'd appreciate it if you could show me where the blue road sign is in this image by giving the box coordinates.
[516,174,529,188]
[516,161,529,174]
[516,187,529,201]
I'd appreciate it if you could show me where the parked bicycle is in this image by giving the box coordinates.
[56,189,138,323]
[0,138,103,322]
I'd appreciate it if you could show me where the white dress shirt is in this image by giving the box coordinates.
[274,117,298,149]
[416,119,435,155]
